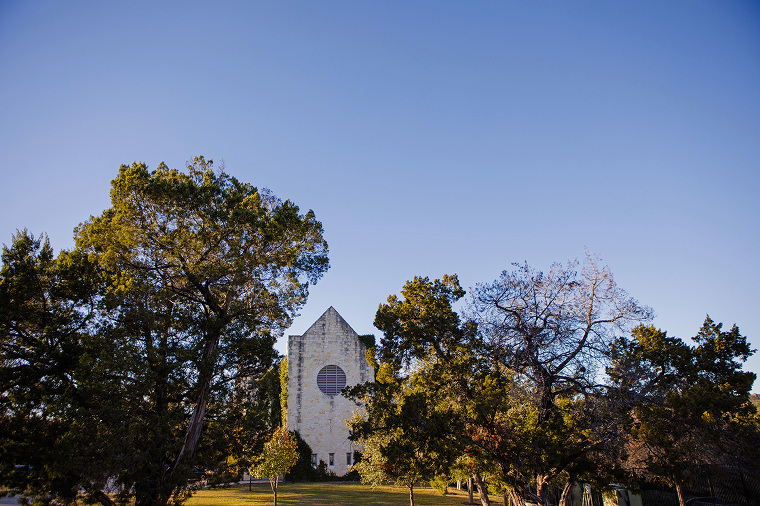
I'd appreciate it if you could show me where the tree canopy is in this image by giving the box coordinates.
[0,157,328,506]
[610,320,757,506]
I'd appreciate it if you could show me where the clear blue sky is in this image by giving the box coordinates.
[2,1,759,391]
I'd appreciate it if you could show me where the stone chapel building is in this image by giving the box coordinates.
[286,307,372,476]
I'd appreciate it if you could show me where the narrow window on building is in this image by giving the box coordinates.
[329,453,334,466]
[346,452,352,465]
[311,454,317,467]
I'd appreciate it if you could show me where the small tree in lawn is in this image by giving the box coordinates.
[251,427,298,506]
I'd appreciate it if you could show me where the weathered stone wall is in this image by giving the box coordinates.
[287,307,371,476]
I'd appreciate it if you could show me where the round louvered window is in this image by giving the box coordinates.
[317,365,346,396]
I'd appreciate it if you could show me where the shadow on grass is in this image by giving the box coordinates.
[187,482,479,506]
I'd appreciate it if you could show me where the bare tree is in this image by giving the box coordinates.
[467,254,652,506]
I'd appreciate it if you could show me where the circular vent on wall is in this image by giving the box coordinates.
[317,365,346,395]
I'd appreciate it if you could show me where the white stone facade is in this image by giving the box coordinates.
[287,307,371,476]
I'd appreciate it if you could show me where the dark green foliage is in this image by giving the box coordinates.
[285,431,317,482]
[0,231,122,504]
[374,274,475,369]
[284,431,357,482]
[358,334,376,350]
[254,364,284,434]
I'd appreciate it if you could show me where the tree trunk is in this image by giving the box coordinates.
[559,475,577,506]
[271,477,278,506]
[534,368,554,424]
[173,376,210,466]
[508,489,526,506]
[133,320,175,506]
[473,473,492,506]
[675,482,685,506]
[536,475,551,506]
[469,478,474,505]
[408,482,415,506]
[170,329,221,473]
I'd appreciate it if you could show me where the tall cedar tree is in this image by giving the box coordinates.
[73,157,328,505]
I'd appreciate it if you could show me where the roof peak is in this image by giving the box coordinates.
[302,306,358,337]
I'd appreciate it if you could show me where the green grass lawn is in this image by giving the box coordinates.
[185,482,481,506]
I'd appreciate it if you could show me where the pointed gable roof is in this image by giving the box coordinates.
[302,306,359,338]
